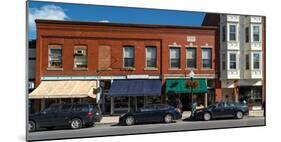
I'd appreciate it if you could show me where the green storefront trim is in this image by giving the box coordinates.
[165,78,208,94]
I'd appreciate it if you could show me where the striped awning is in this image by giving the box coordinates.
[29,81,97,99]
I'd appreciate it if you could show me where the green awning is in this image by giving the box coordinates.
[165,78,207,94]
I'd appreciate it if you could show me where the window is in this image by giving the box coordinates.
[202,48,212,68]
[74,47,87,68]
[222,26,226,42]
[246,54,250,70]
[186,48,196,68]
[253,53,260,69]
[229,53,237,69]
[170,48,180,68]
[222,54,226,70]
[229,25,236,41]
[48,46,62,68]
[245,27,250,42]
[98,45,111,69]
[123,46,134,68]
[253,26,260,42]
[146,47,156,68]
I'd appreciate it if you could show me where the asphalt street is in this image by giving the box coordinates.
[27,117,265,141]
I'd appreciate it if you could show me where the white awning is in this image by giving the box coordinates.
[29,81,97,99]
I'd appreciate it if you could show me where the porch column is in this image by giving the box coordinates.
[110,97,114,115]
[205,93,208,108]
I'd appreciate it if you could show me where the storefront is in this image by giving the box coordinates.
[28,80,97,112]
[165,78,208,110]
[107,79,162,115]
[238,86,262,108]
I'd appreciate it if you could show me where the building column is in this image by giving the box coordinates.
[205,93,208,108]
[110,97,114,115]
[40,99,45,111]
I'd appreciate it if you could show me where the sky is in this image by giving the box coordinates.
[28,1,206,40]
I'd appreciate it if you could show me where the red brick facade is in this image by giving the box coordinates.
[35,20,218,90]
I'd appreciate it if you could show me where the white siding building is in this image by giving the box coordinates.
[219,15,263,108]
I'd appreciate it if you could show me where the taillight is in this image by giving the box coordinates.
[87,112,93,117]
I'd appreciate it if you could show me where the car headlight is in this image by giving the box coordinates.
[95,112,100,115]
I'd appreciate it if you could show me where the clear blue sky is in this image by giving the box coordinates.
[28,1,206,40]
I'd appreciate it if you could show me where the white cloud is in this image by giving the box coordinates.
[29,5,69,31]
[98,20,110,23]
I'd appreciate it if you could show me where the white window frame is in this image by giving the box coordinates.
[48,46,62,68]
[123,46,135,68]
[229,53,237,69]
[252,25,260,42]
[229,24,237,41]
[253,52,261,69]
[145,46,157,68]
[74,46,87,69]
[186,48,196,69]
[202,48,212,69]
[169,47,180,68]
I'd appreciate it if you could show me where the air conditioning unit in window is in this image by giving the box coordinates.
[75,49,86,56]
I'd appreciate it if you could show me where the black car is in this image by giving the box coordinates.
[119,104,182,126]
[193,102,249,121]
[28,103,102,131]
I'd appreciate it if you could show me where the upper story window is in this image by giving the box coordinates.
[229,25,237,41]
[229,53,237,69]
[48,45,62,68]
[74,46,87,69]
[222,54,226,70]
[146,46,157,68]
[202,48,212,69]
[170,48,180,68]
[186,48,196,68]
[246,54,250,70]
[123,46,134,68]
[245,27,250,43]
[253,53,260,69]
[253,25,260,42]
[222,26,226,42]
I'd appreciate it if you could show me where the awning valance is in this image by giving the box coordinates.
[29,81,97,99]
[108,79,162,96]
[165,79,207,94]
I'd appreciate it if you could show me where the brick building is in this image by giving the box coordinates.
[29,20,219,114]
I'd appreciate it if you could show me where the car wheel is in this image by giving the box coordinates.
[236,111,244,119]
[28,121,36,132]
[125,116,135,126]
[164,114,173,123]
[70,118,83,129]
[203,112,211,121]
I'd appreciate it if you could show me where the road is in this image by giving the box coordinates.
[27,117,265,141]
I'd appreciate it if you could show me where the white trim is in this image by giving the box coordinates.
[168,42,182,47]
[41,75,162,80]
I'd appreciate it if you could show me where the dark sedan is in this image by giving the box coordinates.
[119,104,182,126]
[29,103,102,131]
[193,102,249,121]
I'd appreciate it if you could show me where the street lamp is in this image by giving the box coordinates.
[189,70,195,117]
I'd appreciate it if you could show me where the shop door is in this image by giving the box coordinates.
[181,94,190,111]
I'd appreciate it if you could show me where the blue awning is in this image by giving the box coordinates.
[108,79,162,96]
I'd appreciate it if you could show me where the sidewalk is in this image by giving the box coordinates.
[96,110,264,125]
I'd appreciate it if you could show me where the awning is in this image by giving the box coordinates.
[108,79,162,96]
[165,79,207,94]
[29,81,97,99]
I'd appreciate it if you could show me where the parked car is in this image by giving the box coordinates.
[193,101,249,121]
[28,103,102,131]
[119,104,182,126]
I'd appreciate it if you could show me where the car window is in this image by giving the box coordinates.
[44,104,61,113]
[141,105,155,112]
[72,104,88,112]
[156,105,169,110]
[61,104,72,112]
